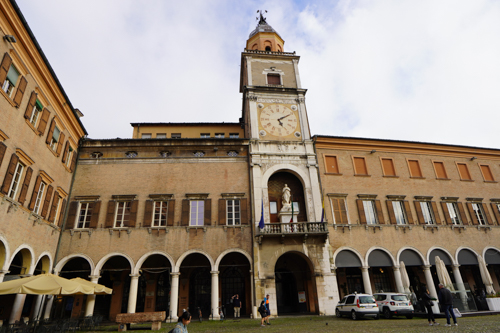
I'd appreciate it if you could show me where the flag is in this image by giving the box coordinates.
[320,197,325,223]
[290,200,294,223]
[259,200,265,229]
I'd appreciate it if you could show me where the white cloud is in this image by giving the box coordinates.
[17,0,500,148]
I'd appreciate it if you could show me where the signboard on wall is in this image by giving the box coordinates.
[298,291,306,303]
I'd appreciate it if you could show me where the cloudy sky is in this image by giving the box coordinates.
[17,0,500,148]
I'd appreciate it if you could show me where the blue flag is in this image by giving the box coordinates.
[320,198,325,223]
[259,200,265,229]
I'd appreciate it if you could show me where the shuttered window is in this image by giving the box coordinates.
[479,164,495,182]
[115,201,131,227]
[153,201,168,227]
[33,181,46,214]
[471,203,486,225]
[446,202,462,225]
[331,197,348,224]
[419,202,435,224]
[363,200,377,224]
[457,163,472,180]
[392,201,407,224]
[190,200,204,226]
[8,162,24,199]
[325,155,340,174]
[408,159,423,178]
[353,157,368,175]
[381,158,396,176]
[77,202,94,228]
[2,63,19,97]
[227,199,240,225]
[50,126,60,151]
[433,161,448,179]
[267,74,281,85]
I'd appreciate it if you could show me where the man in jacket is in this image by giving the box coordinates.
[438,283,457,326]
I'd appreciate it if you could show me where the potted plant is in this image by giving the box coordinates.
[486,292,500,311]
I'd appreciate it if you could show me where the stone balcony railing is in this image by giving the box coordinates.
[256,222,328,244]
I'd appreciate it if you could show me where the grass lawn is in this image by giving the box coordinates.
[86,314,500,333]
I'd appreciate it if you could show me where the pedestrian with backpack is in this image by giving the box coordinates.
[258,300,268,327]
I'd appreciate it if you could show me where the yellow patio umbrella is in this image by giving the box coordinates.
[0,273,95,295]
[70,277,112,295]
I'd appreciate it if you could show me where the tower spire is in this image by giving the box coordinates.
[246,10,284,52]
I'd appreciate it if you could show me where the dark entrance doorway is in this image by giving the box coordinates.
[179,253,211,319]
[219,252,251,317]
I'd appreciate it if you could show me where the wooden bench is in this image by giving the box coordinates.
[116,311,166,331]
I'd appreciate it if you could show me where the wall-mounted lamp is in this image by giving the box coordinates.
[470,157,477,161]
[4,35,16,43]
[370,150,376,154]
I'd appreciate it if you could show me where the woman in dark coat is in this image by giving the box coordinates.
[422,289,438,326]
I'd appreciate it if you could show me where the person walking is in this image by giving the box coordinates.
[422,289,438,326]
[438,284,457,327]
[232,294,241,318]
[263,294,271,325]
[258,300,268,327]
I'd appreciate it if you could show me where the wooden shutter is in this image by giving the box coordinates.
[56,132,65,156]
[240,198,248,225]
[0,53,12,84]
[45,118,56,144]
[356,199,366,224]
[167,200,175,226]
[414,201,424,224]
[408,160,422,177]
[143,200,153,227]
[129,200,138,227]
[65,201,78,230]
[204,199,211,226]
[403,201,414,224]
[104,201,115,228]
[62,142,70,163]
[457,163,471,180]
[332,198,348,224]
[433,162,447,179]
[13,76,27,106]
[457,202,467,225]
[353,157,368,175]
[89,201,101,228]
[17,166,32,205]
[218,199,226,225]
[69,150,77,172]
[490,203,500,225]
[267,74,280,85]
[48,193,60,222]
[375,200,384,224]
[181,199,189,226]
[28,175,42,210]
[441,202,452,225]
[41,185,53,218]
[24,91,37,119]
[466,203,479,225]
[325,156,339,174]
[0,142,6,168]
[37,108,50,135]
[59,199,67,227]
[482,203,493,225]
[431,202,440,224]
[386,201,397,224]
[1,154,19,194]
[382,158,396,176]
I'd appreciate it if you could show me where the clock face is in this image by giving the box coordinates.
[259,104,299,137]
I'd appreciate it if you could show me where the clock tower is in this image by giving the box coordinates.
[241,12,338,316]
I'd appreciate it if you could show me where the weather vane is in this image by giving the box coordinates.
[256,10,267,24]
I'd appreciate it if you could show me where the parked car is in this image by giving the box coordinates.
[336,293,379,320]
[373,292,414,319]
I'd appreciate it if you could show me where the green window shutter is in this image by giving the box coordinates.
[35,100,43,110]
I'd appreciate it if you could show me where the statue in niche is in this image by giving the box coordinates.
[282,184,291,210]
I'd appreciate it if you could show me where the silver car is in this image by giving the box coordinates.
[373,293,414,319]
[336,293,379,320]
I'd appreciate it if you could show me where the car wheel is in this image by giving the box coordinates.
[351,310,357,320]
[383,308,392,319]
[374,314,380,320]
[406,315,413,319]
[336,309,342,318]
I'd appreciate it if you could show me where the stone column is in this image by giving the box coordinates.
[127,274,140,313]
[9,294,27,324]
[43,296,54,320]
[423,265,440,313]
[84,276,100,317]
[361,266,372,295]
[452,264,469,310]
[32,295,44,320]
[0,270,8,283]
[393,266,404,294]
[211,271,220,320]
[169,272,180,321]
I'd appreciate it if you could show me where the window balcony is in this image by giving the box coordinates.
[256,222,328,244]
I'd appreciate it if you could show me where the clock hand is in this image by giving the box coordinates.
[278,119,284,127]
[278,113,291,121]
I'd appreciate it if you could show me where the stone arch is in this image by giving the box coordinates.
[456,247,480,265]
[134,251,175,275]
[9,244,35,274]
[0,235,10,271]
[174,249,214,272]
[333,246,365,267]
[396,247,427,266]
[483,246,500,264]
[54,253,95,275]
[427,246,455,265]
[34,252,53,274]
[366,247,396,267]
[214,248,252,271]
[94,252,134,275]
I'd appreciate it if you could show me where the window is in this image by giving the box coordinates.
[33,181,46,214]
[49,126,60,151]
[446,202,462,225]
[479,164,495,182]
[8,162,24,199]
[171,133,181,139]
[200,133,210,138]
[381,158,396,177]
[156,133,166,138]
[29,100,43,127]
[471,203,486,225]
[407,159,423,178]
[115,201,131,227]
[77,202,93,228]
[52,197,64,225]
[193,151,205,157]
[324,155,340,174]
[226,199,240,225]
[190,200,204,226]
[363,200,378,224]
[391,201,407,225]
[330,197,349,224]
[419,201,435,224]
[229,133,239,138]
[267,73,281,85]
[214,133,225,138]
[353,157,369,176]
[433,161,449,179]
[65,146,73,168]
[227,150,238,157]
[270,202,277,214]
[153,201,168,227]
[141,133,151,139]
[457,163,472,180]
[2,63,19,97]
